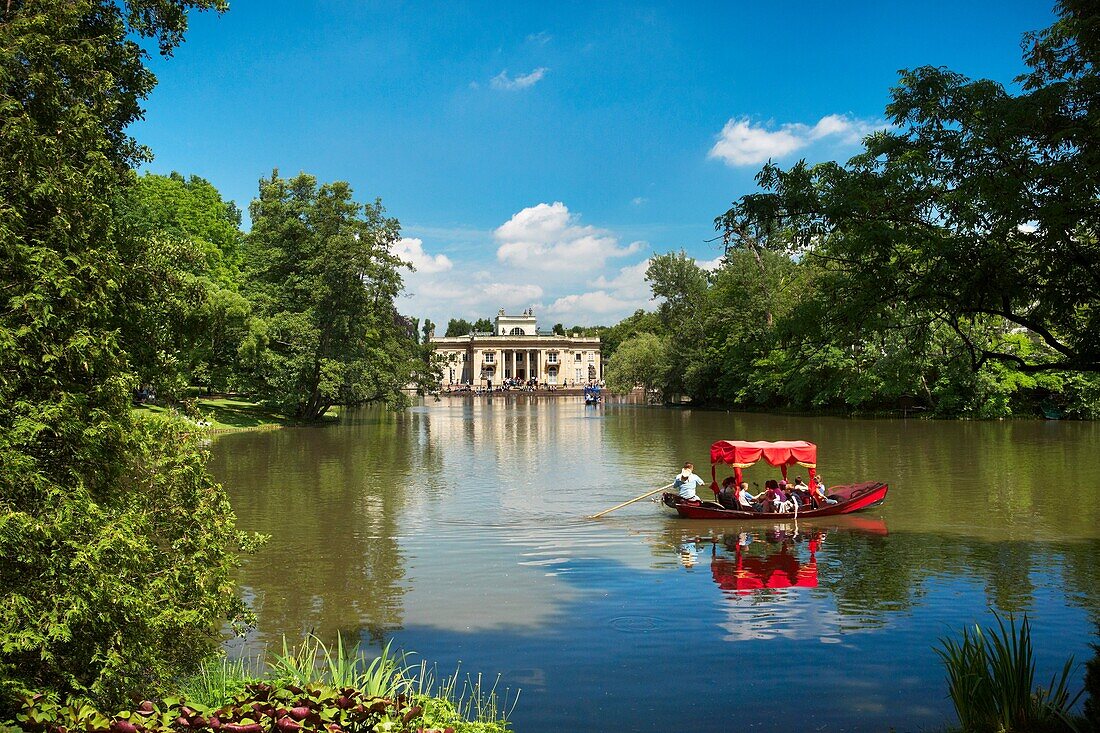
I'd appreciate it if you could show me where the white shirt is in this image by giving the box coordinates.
[675,473,705,500]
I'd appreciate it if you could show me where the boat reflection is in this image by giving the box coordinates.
[711,528,822,594]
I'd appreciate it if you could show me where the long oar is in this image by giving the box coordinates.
[588,483,675,519]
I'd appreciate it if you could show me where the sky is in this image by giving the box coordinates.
[134,0,1058,330]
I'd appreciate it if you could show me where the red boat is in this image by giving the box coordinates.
[662,439,888,519]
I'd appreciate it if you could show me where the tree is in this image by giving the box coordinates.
[472,317,493,333]
[716,1,1100,374]
[240,171,416,421]
[444,318,472,337]
[115,173,251,397]
[552,323,565,335]
[604,333,669,401]
[1,0,256,713]
[421,318,436,344]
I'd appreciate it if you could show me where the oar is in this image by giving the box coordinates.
[588,483,675,519]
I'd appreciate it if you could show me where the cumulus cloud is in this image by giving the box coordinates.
[708,114,887,166]
[490,67,549,91]
[392,237,453,274]
[494,202,643,271]
[545,291,640,318]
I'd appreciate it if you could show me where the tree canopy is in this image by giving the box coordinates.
[1,0,258,713]
[240,171,416,421]
[716,0,1100,375]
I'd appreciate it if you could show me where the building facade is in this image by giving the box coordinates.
[432,309,601,387]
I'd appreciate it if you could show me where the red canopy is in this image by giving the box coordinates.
[709,440,818,494]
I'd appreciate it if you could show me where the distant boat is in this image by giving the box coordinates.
[584,384,602,405]
[1041,403,1063,420]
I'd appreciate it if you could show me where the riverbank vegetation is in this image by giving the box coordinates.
[10,636,516,733]
[0,0,432,719]
[602,1,1100,419]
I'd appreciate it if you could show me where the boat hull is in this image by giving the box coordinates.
[662,481,888,519]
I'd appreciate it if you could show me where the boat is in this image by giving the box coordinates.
[662,439,888,519]
[583,384,602,405]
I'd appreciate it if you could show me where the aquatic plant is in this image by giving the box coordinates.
[1084,621,1100,732]
[936,613,1081,733]
[176,656,261,709]
[269,635,406,698]
[408,661,520,730]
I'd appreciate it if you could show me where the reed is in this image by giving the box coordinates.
[177,655,260,708]
[269,634,407,697]
[936,613,1081,733]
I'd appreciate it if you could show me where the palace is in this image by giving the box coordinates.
[431,309,601,387]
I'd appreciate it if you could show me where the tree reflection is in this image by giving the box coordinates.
[209,406,442,648]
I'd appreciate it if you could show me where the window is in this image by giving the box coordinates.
[462,352,467,362]
[588,351,595,362]
[575,352,582,362]
[548,352,558,364]
[484,352,495,363]
[510,327,525,335]
[575,368,583,382]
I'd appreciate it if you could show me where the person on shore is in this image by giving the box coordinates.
[673,462,705,504]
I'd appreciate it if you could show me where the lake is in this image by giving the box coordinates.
[208,397,1100,732]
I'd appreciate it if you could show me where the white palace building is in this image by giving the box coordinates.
[431,309,601,388]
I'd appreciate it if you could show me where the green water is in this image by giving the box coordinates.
[208,397,1100,732]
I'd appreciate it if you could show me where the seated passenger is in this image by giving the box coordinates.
[717,477,739,509]
[736,482,761,512]
[673,462,705,504]
[813,475,838,506]
[774,481,792,512]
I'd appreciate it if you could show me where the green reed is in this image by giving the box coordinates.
[177,655,261,708]
[269,634,408,697]
[936,613,1081,733]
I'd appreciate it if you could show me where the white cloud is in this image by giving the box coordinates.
[708,114,887,167]
[697,255,725,271]
[545,291,639,318]
[631,196,647,206]
[526,31,552,45]
[489,67,549,91]
[392,237,453,274]
[494,202,643,271]
[590,258,651,297]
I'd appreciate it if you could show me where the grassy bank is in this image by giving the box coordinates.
[133,395,340,433]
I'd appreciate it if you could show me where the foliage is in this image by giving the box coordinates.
[239,171,417,421]
[604,333,668,400]
[269,637,405,700]
[715,1,1100,375]
[0,0,265,718]
[444,319,473,338]
[0,414,263,713]
[7,636,518,733]
[936,614,1081,733]
[471,319,493,334]
[115,173,251,396]
[177,658,260,710]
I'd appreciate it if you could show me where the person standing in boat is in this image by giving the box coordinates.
[673,462,706,504]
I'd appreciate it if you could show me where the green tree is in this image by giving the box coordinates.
[552,323,565,335]
[116,173,250,396]
[604,333,669,401]
[716,1,1100,375]
[472,317,493,333]
[1,0,256,713]
[444,318,472,337]
[240,171,415,420]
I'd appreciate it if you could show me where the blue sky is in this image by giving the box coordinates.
[135,0,1057,328]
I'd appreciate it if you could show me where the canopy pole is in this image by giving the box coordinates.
[710,463,718,496]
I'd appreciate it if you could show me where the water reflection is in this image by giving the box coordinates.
[209,399,1100,733]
